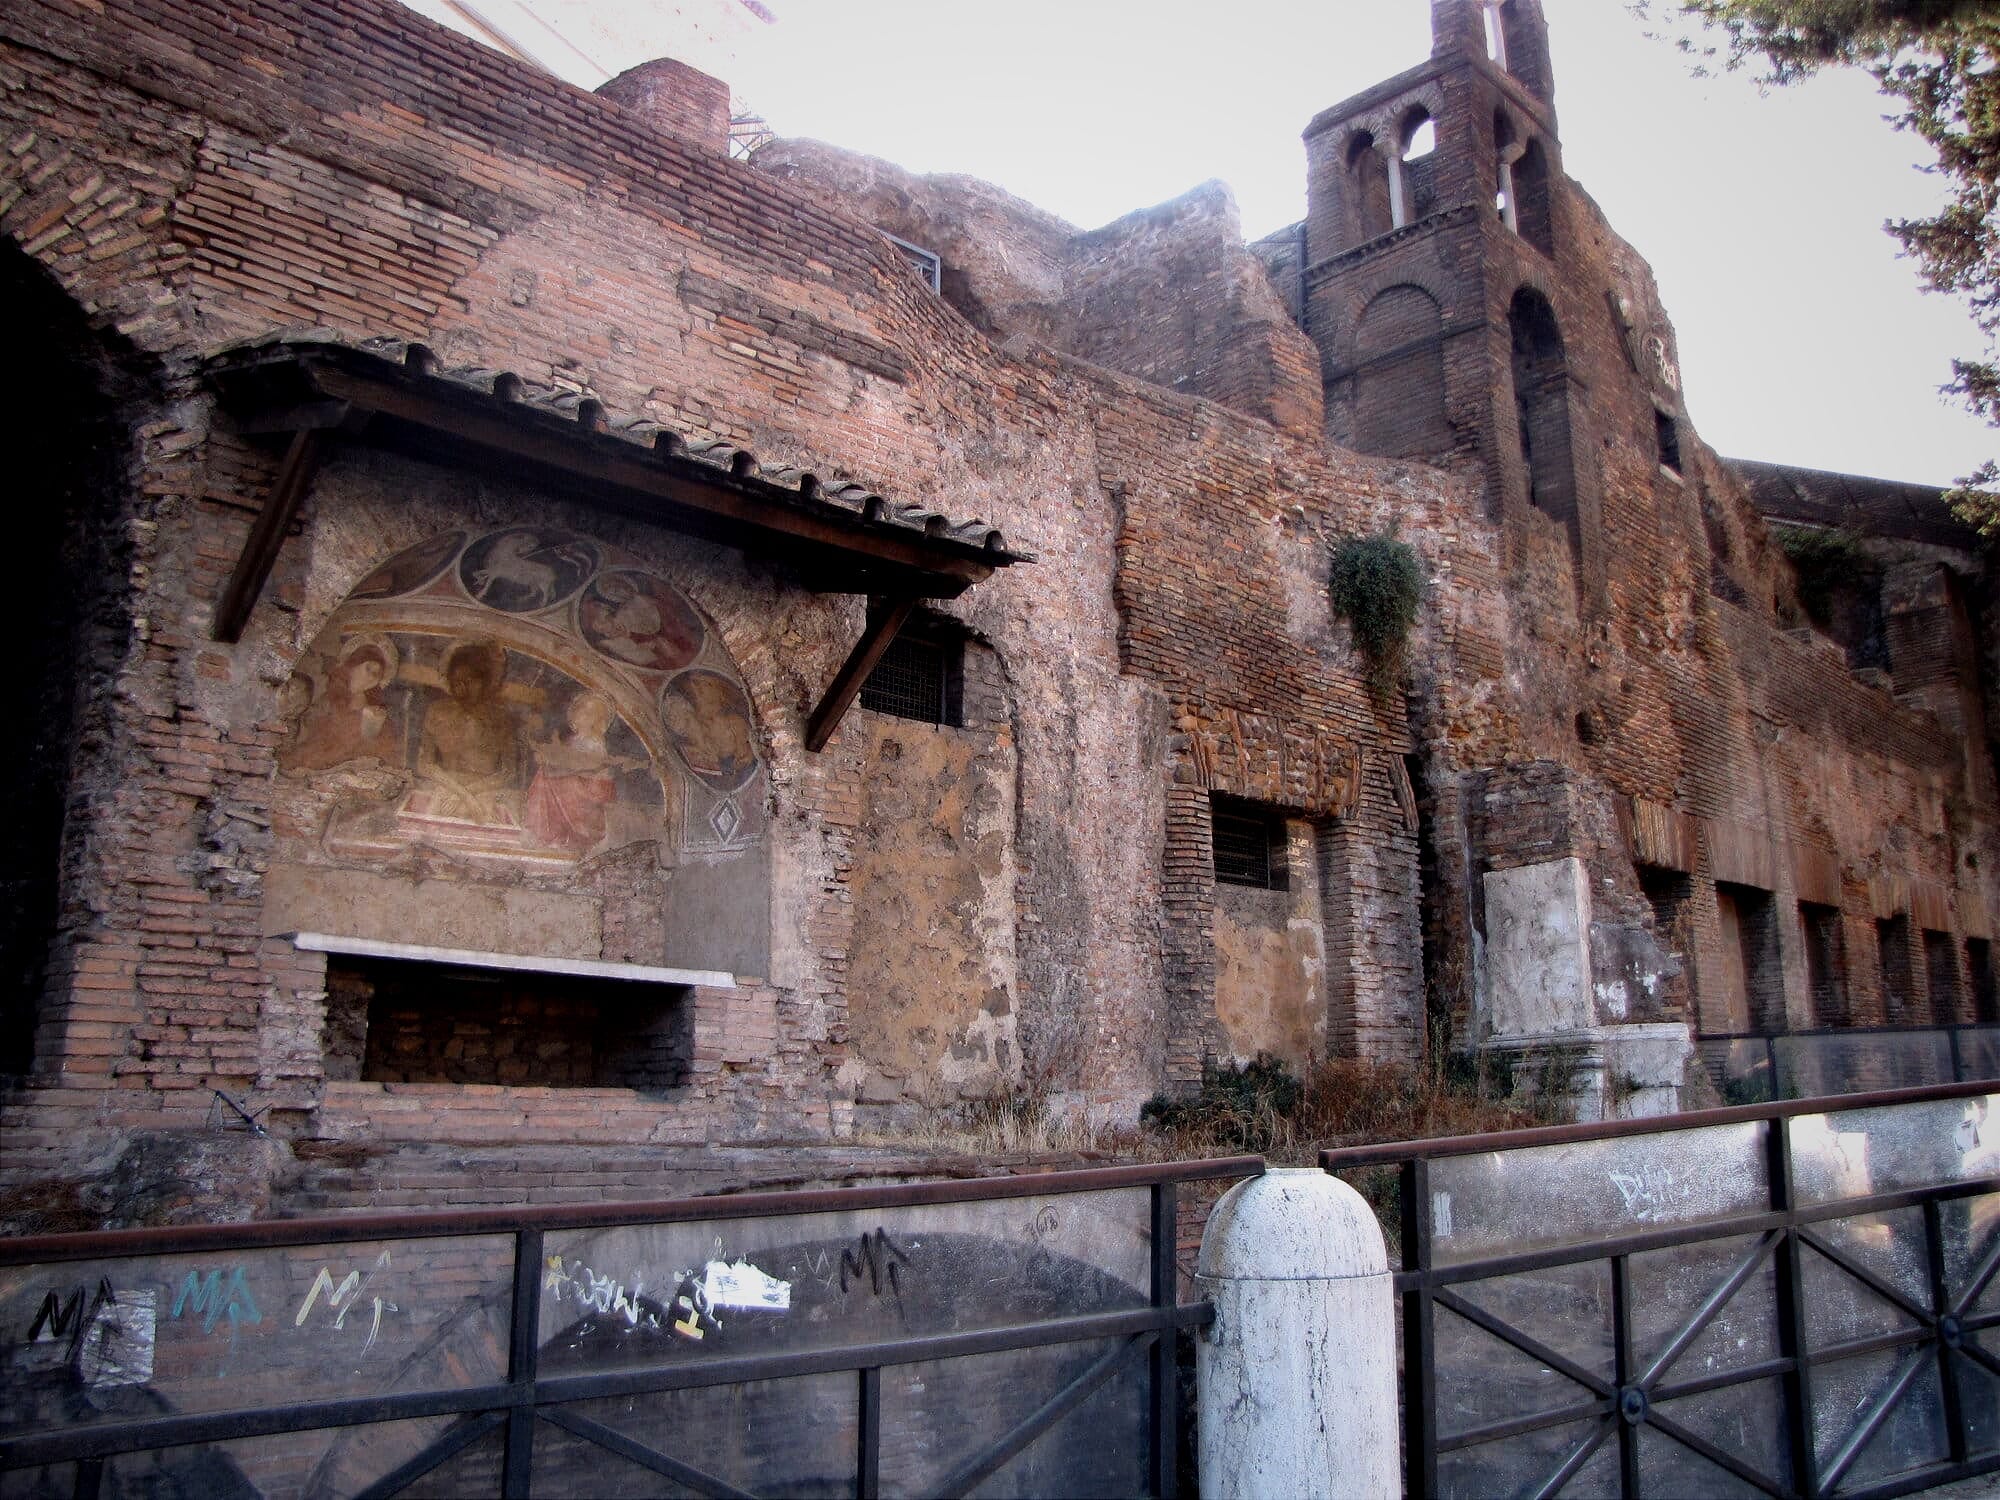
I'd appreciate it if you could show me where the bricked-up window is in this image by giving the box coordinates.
[859,617,964,727]
[1211,799,1289,890]
[1800,902,1849,1027]
[1353,285,1448,457]
[1715,882,1784,1034]
[1879,914,1915,1023]
[1925,929,1963,1024]
[1655,408,1682,474]
[325,957,692,1090]
[1970,939,1998,1023]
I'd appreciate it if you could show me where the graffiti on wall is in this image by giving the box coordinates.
[279,527,766,870]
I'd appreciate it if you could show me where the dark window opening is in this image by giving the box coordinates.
[1970,938,1997,1023]
[1655,408,1682,473]
[1878,914,1914,1024]
[1513,140,1554,257]
[1924,929,1962,1024]
[0,246,136,1074]
[860,619,965,727]
[1212,798,1289,890]
[325,956,691,1091]
[1346,131,1393,245]
[1800,902,1849,1027]
[1509,287,1577,542]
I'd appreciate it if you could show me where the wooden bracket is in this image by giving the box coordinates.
[212,426,331,643]
[805,597,917,753]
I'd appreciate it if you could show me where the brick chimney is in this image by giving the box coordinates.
[596,57,731,155]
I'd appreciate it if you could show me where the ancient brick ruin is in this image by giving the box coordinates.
[0,0,1993,1226]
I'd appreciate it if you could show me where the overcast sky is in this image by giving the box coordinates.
[440,0,1991,485]
[706,0,1985,486]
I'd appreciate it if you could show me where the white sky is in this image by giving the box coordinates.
[430,0,1994,485]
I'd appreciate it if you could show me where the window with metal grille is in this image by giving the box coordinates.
[860,630,962,726]
[883,233,943,293]
[1212,800,1288,890]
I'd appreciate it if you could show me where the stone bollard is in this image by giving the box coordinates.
[1195,1166,1398,1499]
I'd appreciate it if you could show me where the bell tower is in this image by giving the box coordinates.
[1299,0,1610,603]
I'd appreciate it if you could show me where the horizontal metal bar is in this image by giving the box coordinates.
[530,1306,1189,1405]
[1,1301,1209,1472]
[1699,1025,2000,1043]
[0,1157,1264,1265]
[1811,1326,1943,1364]
[1435,1398,1613,1453]
[1322,1080,1999,1169]
[1390,1179,2000,1291]
[1650,1355,1797,1403]
[0,1380,530,1468]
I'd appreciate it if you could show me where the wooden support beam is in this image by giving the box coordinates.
[212,427,328,643]
[805,597,917,753]
[305,366,995,592]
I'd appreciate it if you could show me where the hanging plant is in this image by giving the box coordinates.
[1329,532,1423,700]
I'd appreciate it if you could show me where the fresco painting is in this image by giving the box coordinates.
[279,528,766,872]
[580,569,704,673]
[348,531,465,601]
[458,528,598,613]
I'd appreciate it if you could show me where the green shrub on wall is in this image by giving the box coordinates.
[1329,533,1423,698]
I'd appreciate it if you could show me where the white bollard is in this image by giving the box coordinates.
[1195,1166,1399,1499]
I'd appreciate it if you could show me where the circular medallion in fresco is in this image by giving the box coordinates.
[661,668,760,795]
[457,528,599,614]
[348,530,466,601]
[578,569,704,674]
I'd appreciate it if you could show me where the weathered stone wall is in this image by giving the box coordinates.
[0,0,1992,1227]
[1297,0,1999,1076]
[0,0,1426,1219]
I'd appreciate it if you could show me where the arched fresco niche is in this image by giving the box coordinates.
[268,526,770,976]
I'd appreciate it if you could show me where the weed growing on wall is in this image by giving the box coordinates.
[1329,533,1423,701]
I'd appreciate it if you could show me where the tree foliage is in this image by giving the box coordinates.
[1654,0,2000,537]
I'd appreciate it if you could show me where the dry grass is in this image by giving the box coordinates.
[1139,1053,1560,1166]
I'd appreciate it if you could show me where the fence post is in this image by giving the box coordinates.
[1194,1167,1398,1499]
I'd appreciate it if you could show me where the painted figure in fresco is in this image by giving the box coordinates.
[282,641,398,772]
[402,639,522,828]
[523,693,644,854]
[661,669,758,795]
[460,529,595,613]
[579,571,703,673]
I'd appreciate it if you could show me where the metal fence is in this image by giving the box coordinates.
[0,1156,1259,1498]
[1325,1081,2000,1499]
[1700,1026,2000,1105]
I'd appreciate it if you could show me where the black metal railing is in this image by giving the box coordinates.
[1700,1024,2000,1104]
[1324,1082,2000,1500]
[0,1156,1260,1498]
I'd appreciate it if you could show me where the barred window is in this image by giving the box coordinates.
[1212,800,1289,890]
[860,627,963,727]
